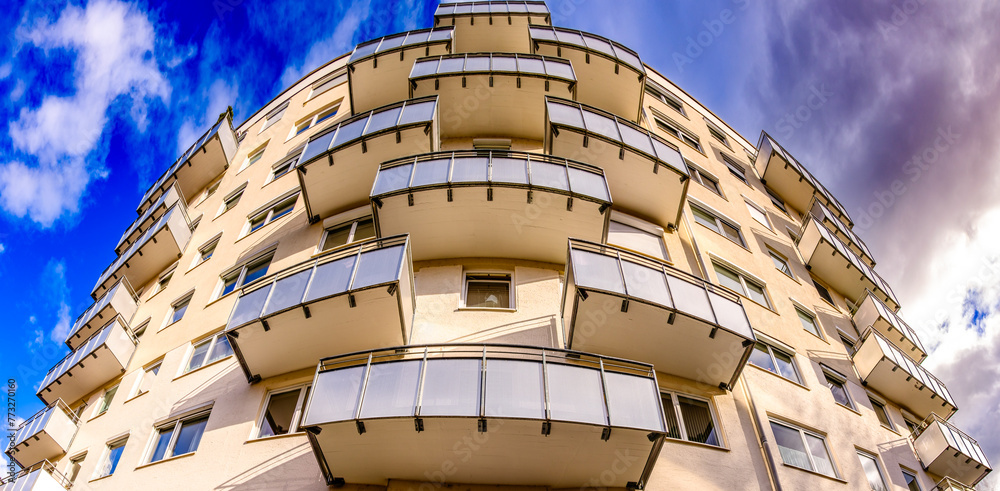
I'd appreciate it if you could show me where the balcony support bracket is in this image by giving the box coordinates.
[356,420,366,435]
[478,418,487,433]
[414,418,424,432]
[541,421,551,436]
[302,305,312,319]
[601,427,611,441]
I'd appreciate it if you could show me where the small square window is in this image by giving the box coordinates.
[857,451,888,491]
[750,343,801,384]
[797,307,822,338]
[766,187,788,214]
[133,362,161,397]
[261,101,288,132]
[241,148,265,171]
[721,154,748,184]
[713,262,770,308]
[707,125,730,147]
[223,189,244,212]
[813,279,834,304]
[869,398,893,429]
[148,413,210,463]
[685,163,721,196]
[255,386,311,439]
[770,421,837,478]
[769,250,793,278]
[185,333,233,373]
[270,159,295,182]
[464,273,513,309]
[199,240,218,263]
[902,470,921,491]
[94,437,127,478]
[745,200,771,229]
[823,369,853,408]
[156,270,173,294]
[661,391,721,446]
[244,194,298,236]
[204,181,220,200]
[170,295,192,325]
[691,204,745,247]
[67,453,86,483]
[321,217,376,251]
[95,385,119,416]
[841,335,857,356]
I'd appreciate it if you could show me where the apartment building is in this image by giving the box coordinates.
[3,1,991,490]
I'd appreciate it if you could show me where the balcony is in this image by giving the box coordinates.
[37,318,137,406]
[797,217,899,310]
[65,278,137,350]
[409,53,576,140]
[301,344,666,488]
[5,400,79,468]
[348,27,454,114]
[754,132,852,226]
[853,291,926,362]
[434,1,550,53]
[0,461,71,491]
[810,198,875,267]
[296,97,440,223]
[852,329,956,420]
[226,236,414,382]
[544,97,689,230]
[137,109,237,216]
[530,26,645,122]
[117,183,186,256]
[563,239,755,389]
[91,203,192,299]
[913,414,992,487]
[932,477,977,491]
[371,151,611,263]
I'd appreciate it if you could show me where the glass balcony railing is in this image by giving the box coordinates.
[754,132,852,226]
[91,203,192,300]
[932,477,978,491]
[853,328,956,420]
[348,27,454,113]
[434,1,550,53]
[853,290,926,362]
[65,278,136,350]
[545,97,689,231]
[0,461,72,491]
[530,26,645,121]
[296,97,439,222]
[116,183,185,256]
[226,235,414,382]
[6,400,79,468]
[137,109,236,216]
[913,414,992,488]
[301,344,666,488]
[410,53,576,140]
[797,216,899,311]
[810,198,875,266]
[37,317,138,406]
[564,239,755,389]
[370,150,611,263]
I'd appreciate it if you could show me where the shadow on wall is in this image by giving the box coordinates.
[215,442,326,490]
[445,315,559,347]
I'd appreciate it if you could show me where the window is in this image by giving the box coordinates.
[155,269,174,295]
[168,293,193,326]
[463,273,513,309]
[903,418,920,435]
[268,156,297,183]
[685,162,721,195]
[220,185,246,214]
[260,101,288,132]
[691,204,745,246]
[197,238,219,265]
[661,391,721,446]
[66,453,86,483]
[813,279,834,304]
[902,470,921,491]
[769,250,793,278]
[713,262,770,307]
[132,362,161,397]
[185,333,233,372]
[823,368,853,408]
[706,122,730,148]
[766,187,788,214]
[148,411,210,463]
[769,420,837,478]
[132,320,149,341]
[255,385,311,439]
[721,154,748,184]
[797,307,822,338]
[239,147,265,172]
[840,335,857,356]
[308,70,347,100]
[745,199,772,229]
[95,385,118,417]
[321,217,376,251]
[857,451,888,491]
[95,437,127,478]
[645,84,685,116]
[245,194,297,235]
[188,215,202,233]
[608,218,668,260]
[219,253,273,298]
[749,341,801,384]
[200,180,221,204]
[869,398,893,429]
[654,117,702,152]
[292,103,340,138]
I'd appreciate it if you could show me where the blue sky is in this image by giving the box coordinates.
[2,0,1000,485]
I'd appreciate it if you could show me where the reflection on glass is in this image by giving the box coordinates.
[484,359,544,419]
[305,366,365,425]
[547,364,606,425]
[420,359,481,417]
[359,360,421,419]
[605,372,663,431]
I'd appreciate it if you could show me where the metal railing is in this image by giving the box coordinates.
[912,413,991,469]
[856,327,956,409]
[410,52,575,83]
[528,25,644,75]
[435,1,550,17]
[932,477,977,491]
[11,399,79,449]
[861,290,926,356]
[798,216,898,307]
[349,26,454,64]
[756,131,852,222]
[810,197,874,262]
[0,460,72,489]
[93,203,190,295]
[117,183,185,254]
[38,317,138,393]
[67,277,136,344]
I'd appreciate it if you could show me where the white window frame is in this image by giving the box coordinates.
[769,419,838,478]
[857,449,889,491]
[660,390,724,447]
[690,202,746,247]
[685,161,723,196]
[705,119,731,149]
[132,319,150,341]
[259,101,289,133]
[215,250,275,300]
[163,291,195,329]
[267,154,299,184]
[217,182,248,218]
[252,384,312,440]
[130,361,162,398]
[239,145,267,173]
[768,248,794,279]
[822,365,855,410]
[287,101,341,141]
[306,69,347,101]
[153,266,176,296]
[867,394,894,430]
[749,339,802,384]
[745,198,773,230]
[721,153,748,184]
[143,409,212,464]
[711,259,771,308]
[242,192,299,237]
[645,82,686,116]
[191,234,221,270]
[183,332,233,374]
[93,384,119,418]
[901,468,921,491]
[766,186,788,214]
[93,435,128,479]
[607,211,669,261]
[197,178,222,206]
[652,115,702,152]
[795,305,824,339]
[461,271,515,310]
[319,215,376,252]
[66,452,87,484]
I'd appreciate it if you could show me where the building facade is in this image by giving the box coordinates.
[3,2,991,491]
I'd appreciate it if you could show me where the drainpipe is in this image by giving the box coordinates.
[740,376,783,491]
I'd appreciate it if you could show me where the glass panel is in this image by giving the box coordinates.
[323,224,353,251]
[771,422,811,470]
[464,56,490,72]
[420,359,481,417]
[903,472,920,491]
[544,59,575,80]
[376,34,406,52]
[529,161,569,191]
[772,350,799,382]
[173,417,208,456]
[354,218,376,242]
[547,364,606,425]
[491,157,528,184]
[745,281,769,307]
[567,167,609,201]
[771,252,791,275]
[262,270,312,316]
[826,375,851,406]
[485,359,544,419]
[243,260,271,286]
[451,157,489,182]
[554,29,586,47]
[546,101,584,128]
[411,59,439,78]
[428,29,453,42]
[530,26,557,41]
[608,221,665,259]
[714,265,745,295]
[679,396,719,446]
[466,280,510,308]
[583,35,614,56]
[403,30,431,45]
[618,124,655,156]
[304,366,365,425]
[359,360,421,419]
[570,250,624,294]
[605,372,663,431]
[582,111,620,142]
[516,56,545,74]
[621,261,671,307]
[721,221,743,244]
[709,292,752,337]
[692,207,720,232]
[666,275,713,322]
[491,55,517,72]
[398,100,436,125]
[410,158,451,187]
[372,164,413,196]
[798,310,820,336]
[208,336,233,362]
[352,245,404,289]
[103,442,125,476]
[351,41,379,61]
[439,57,466,73]
[661,394,681,439]
[229,285,272,328]
[807,434,836,477]
[259,390,302,437]
[304,255,358,301]
[187,340,210,371]
[871,400,891,427]
[365,107,402,135]
[331,117,368,148]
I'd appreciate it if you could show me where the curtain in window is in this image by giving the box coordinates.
[660,394,681,439]
[771,422,812,470]
[679,396,718,446]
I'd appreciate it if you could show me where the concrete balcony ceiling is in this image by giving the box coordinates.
[5,400,79,468]
[434,1,551,53]
[65,278,137,350]
[913,414,992,488]
[37,317,137,406]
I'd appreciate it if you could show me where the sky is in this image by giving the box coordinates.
[1,0,998,486]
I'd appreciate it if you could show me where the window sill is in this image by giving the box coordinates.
[186,257,211,275]
[172,355,234,382]
[780,463,847,484]
[245,431,307,444]
[662,436,730,452]
[203,290,237,309]
[88,411,109,423]
[146,287,167,303]
[124,391,149,405]
[879,424,900,436]
[233,210,297,245]
[134,451,196,471]
[834,401,862,417]
[158,318,183,333]
[458,307,517,313]
[89,473,115,483]
[747,363,809,391]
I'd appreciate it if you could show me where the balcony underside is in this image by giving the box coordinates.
[350,44,452,114]
[0,462,71,491]
[38,321,136,406]
[533,43,643,123]
[6,405,78,469]
[757,150,817,215]
[308,418,658,487]
[853,292,925,362]
[92,207,190,300]
[118,183,183,256]
[914,418,991,487]
[799,219,897,310]
[437,13,549,54]
[854,333,956,420]
[374,187,609,263]
[412,75,574,141]
[66,280,136,350]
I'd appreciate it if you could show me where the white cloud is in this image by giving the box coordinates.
[278,0,372,88]
[49,302,72,345]
[0,0,170,226]
[0,62,11,79]
[176,78,237,157]
[0,243,4,253]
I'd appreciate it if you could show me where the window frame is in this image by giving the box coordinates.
[690,203,746,247]
[766,186,788,214]
[685,161,723,196]
[306,69,347,101]
[267,154,299,184]
[164,291,194,328]
[769,419,839,478]
[840,335,857,356]
[193,235,221,268]
[198,179,222,206]
[901,468,921,491]
[653,115,703,153]
[645,84,687,116]
[183,332,234,374]
[288,102,341,140]
[721,153,749,184]
[822,366,855,410]
[66,452,87,484]
[660,390,724,447]
[796,306,823,339]
[153,267,175,296]
[745,198,773,230]
[768,248,794,279]
[705,120,731,149]
[748,340,802,384]
[319,216,376,252]
[143,409,212,464]
[868,396,894,430]
[712,261,771,308]
[461,271,515,310]
[857,449,889,491]
[242,192,299,237]
[239,145,266,173]
[130,361,162,399]
[94,384,119,418]
[259,101,289,133]
[132,319,150,341]
[93,436,128,479]
[216,251,275,300]
[812,278,835,305]
[252,384,312,440]
[217,182,248,217]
